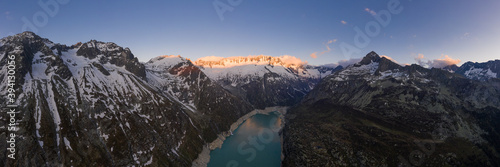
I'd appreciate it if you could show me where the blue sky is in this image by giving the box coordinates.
[1,0,499,66]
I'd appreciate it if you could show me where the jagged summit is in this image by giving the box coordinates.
[357,51,382,65]
[148,55,183,63]
[14,31,40,39]
[334,51,403,79]
[0,31,52,46]
[366,51,380,58]
[146,55,192,71]
[79,40,131,52]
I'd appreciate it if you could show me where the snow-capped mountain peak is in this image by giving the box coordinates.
[194,55,306,69]
[146,55,189,70]
[193,55,339,82]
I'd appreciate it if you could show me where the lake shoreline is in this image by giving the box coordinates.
[192,106,288,167]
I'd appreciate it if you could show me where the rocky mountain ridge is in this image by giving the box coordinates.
[447,60,500,81]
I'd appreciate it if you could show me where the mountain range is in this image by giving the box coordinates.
[0,32,499,166]
[444,60,500,81]
[283,52,500,166]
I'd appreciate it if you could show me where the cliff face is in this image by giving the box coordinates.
[282,52,500,166]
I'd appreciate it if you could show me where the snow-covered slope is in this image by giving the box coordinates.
[145,55,253,117]
[0,32,199,166]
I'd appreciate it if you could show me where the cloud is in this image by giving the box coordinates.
[431,55,461,68]
[310,52,318,58]
[4,11,13,20]
[323,58,363,68]
[461,32,471,39]
[320,63,337,68]
[380,55,398,63]
[338,58,362,67]
[416,53,425,60]
[341,20,347,25]
[321,39,336,54]
[279,55,307,66]
[365,8,377,16]
[310,39,337,59]
[414,54,461,68]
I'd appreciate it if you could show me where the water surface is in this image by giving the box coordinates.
[208,112,282,167]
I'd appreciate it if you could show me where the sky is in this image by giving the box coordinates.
[1,0,499,67]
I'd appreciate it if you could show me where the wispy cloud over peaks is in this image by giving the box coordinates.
[322,57,363,68]
[461,32,471,39]
[365,8,377,15]
[310,52,318,59]
[310,39,337,59]
[4,11,13,20]
[381,55,398,63]
[415,54,461,68]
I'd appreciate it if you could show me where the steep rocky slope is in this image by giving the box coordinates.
[283,52,500,166]
[0,32,253,166]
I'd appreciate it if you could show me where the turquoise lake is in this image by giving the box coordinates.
[207,112,282,167]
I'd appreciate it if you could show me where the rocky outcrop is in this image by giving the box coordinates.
[76,40,147,79]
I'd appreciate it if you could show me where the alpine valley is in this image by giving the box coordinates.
[0,32,499,166]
